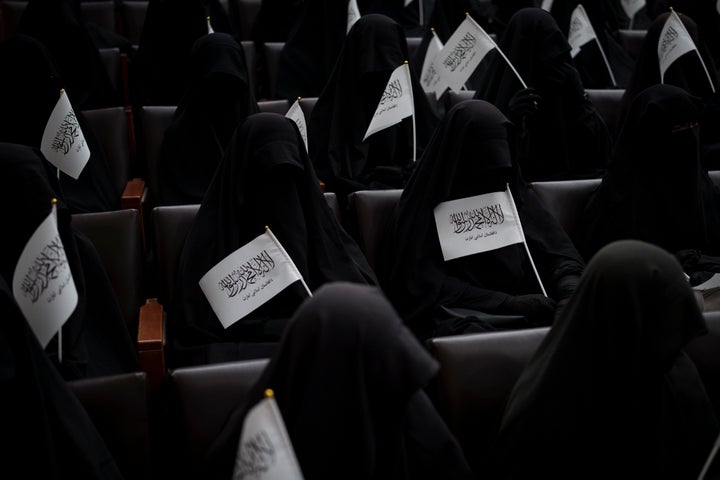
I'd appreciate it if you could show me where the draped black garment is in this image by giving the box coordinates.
[170,113,376,368]
[156,32,259,206]
[490,240,719,479]
[0,142,139,380]
[383,100,585,341]
[205,282,474,480]
[473,8,611,182]
[0,34,121,214]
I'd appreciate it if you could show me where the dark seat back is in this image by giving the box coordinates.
[262,41,285,100]
[138,105,177,203]
[229,0,261,41]
[426,328,548,474]
[258,99,290,115]
[347,189,402,272]
[617,29,647,60]
[586,88,626,138]
[530,178,601,245]
[688,311,720,421]
[119,0,148,46]
[83,106,134,194]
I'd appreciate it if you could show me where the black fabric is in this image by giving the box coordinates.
[204,282,473,480]
[308,14,439,203]
[133,0,234,106]
[578,84,720,275]
[170,113,376,368]
[547,0,635,88]
[15,0,122,110]
[490,239,719,479]
[0,143,139,380]
[156,32,259,206]
[0,275,124,479]
[473,8,611,182]
[618,10,720,170]
[383,100,585,341]
[0,34,121,214]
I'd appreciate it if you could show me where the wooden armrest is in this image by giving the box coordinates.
[121,178,147,251]
[319,180,326,192]
[137,298,165,392]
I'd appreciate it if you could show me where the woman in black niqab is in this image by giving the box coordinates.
[0,142,139,381]
[204,282,474,480]
[382,100,585,341]
[156,32,259,206]
[0,34,121,214]
[308,13,438,203]
[578,84,720,281]
[490,239,719,479]
[170,113,376,369]
[473,8,611,181]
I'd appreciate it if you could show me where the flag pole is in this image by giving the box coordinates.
[593,36,617,87]
[405,61,417,163]
[265,226,313,297]
[505,184,547,296]
[51,198,62,363]
[467,13,527,89]
[670,8,716,93]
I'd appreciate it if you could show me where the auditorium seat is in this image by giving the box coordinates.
[137,105,176,206]
[299,96,318,119]
[346,189,402,272]
[616,29,646,60]
[241,40,258,95]
[426,327,548,475]
[586,88,625,138]
[68,371,154,480]
[530,178,601,245]
[262,41,285,100]
[258,98,290,115]
[119,0,148,47]
[687,310,720,420]
[228,0,261,41]
[79,0,116,33]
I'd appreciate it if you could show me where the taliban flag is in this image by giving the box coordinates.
[13,200,78,348]
[206,16,215,34]
[657,9,716,92]
[199,227,310,329]
[232,390,304,480]
[429,14,497,99]
[363,62,414,141]
[41,89,90,180]
[347,0,361,34]
[420,28,444,93]
[434,185,547,294]
[541,0,554,11]
[285,98,308,152]
[568,4,617,85]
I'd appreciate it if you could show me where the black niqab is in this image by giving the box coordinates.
[170,113,376,368]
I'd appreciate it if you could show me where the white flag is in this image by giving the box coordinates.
[541,0,554,11]
[621,0,645,21]
[420,29,444,93]
[207,16,215,34]
[430,15,496,99]
[12,202,78,348]
[658,10,701,82]
[285,99,308,153]
[347,0,361,34]
[41,90,90,180]
[363,63,414,141]
[404,0,412,6]
[568,4,597,58]
[199,228,307,329]
[232,393,304,480]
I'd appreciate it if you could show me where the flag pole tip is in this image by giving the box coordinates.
[297,96,302,101]
[430,27,435,32]
[50,197,58,205]
[264,388,274,398]
[465,11,469,16]
[404,60,409,64]
[206,15,211,20]
[264,225,269,231]
[60,88,65,93]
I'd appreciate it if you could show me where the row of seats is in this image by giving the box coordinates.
[66,309,720,478]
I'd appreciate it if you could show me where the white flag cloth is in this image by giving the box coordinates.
[41,90,90,179]
[404,0,412,6]
[12,203,78,348]
[433,188,523,262]
[207,16,215,34]
[232,394,304,480]
[347,0,361,34]
[541,0,554,11]
[658,10,701,82]
[363,63,414,141]
[621,0,645,20]
[429,15,496,99]
[420,29,444,93]
[199,228,307,329]
[568,4,597,58]
[285,99,308,152]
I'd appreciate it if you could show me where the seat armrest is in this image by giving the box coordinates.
[121,177,147,248]
[137,298,165,391]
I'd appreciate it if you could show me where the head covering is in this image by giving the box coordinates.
[0,34,121,214]
[308,14,439,201]
[579,84,720,269]
[383,100,585,340]
[0,142,139,380]
[0,274,125,479]
[473,8,611,181]
[545,0,635,88]
[170,113,377,368]
[205,282,473,480]
[156,32,259,206]
[133,0,234,106]
[16,0,122,109]
[491,239,719,479]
